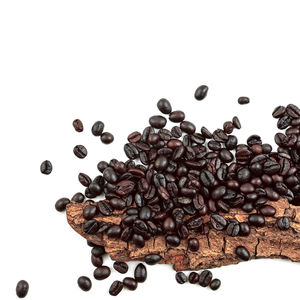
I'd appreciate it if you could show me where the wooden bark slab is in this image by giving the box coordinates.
[66,198,300,271]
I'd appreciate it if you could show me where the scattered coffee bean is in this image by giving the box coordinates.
[55,198,70,212]
[277,216,290,230]
[188,272,200,284]
[16,280,29,298]
[157,98,172,114]
[238,96,250,105]
[210,278,221,290]
[40,160,52,175]
[73,145,87,159]
[73,119,84,132]
[71,192,85,203]
[123,277,138,290]
[77,276,92,291]
[144,254,162,265]
[109,280,123,296]
[235,246,250,261]
[194,85,209,100]
[199,270,212,287]
[134,263,147,282]
[113,261,128,274]
[188,238,199,252]
[101,132,114,144]
[94,266,111,280]
[175,272,187,284]
[92,121,104,136]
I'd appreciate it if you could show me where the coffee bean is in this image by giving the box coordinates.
[157,98,172,114]
[154,155,169,171]
[171,126,182,138]
[55,197,70,212]
[103,167,118,183]
[235,246,250,261]
[180,121,196,134]
[210,214,227,231]
[16,280,29,298]
[71,192,85,203]
[232,116,241,129]
[248,214,265,226]
[113,261,128,274]
[277,216,290,230]
[238,96,250,105]
[259,205,276,216]
[287,104,300,118]
[123,277,138,290]
[94,266,111,280]
[272,106,286,118]
[277,115,291,129]
[83,205,98,220]
[73,145,87,159]
[107,225,122,238]
[91,246,105,257]
[194,85,209,100]
[109,280,123,296]
[199,270,212,287]
[40,160,52,175]
[83,220,99,234]
[149,115,167,129]
[166,234,181,246]
[175,272,187,284]
[101,132,114,144]
[226,222,240,236]
[210,278,221,290]
[98,201,113,216]
[188,238,199,252]
[144,254,162,265]
[91,121,104,136]
[169,110,185,123]
[239,222,250,236]
[189,272,200,283]
[91,255,103,267]
[73,119,84,132]
[134,263,147,282]
[77,276,92,291]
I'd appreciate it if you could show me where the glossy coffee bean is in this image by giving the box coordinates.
[123,277,138,290]
[259,205,276,217]
[40,160,52,175]
[199,270,212,287]
[239,222,250,236]
[91,255,103,267]
[93,266,111,280]
[134,263,147,282]
[55,198,70,212]
[248,214,265,227]
[238,96,250,105]
[194,85,208,100]
[210,278,221,290]
[91,246,105,257]
[175,272,187,284]
[91,121,104,136]
[277,216,290,230]
[113,261,128,274]
[232,116,241,129]
[188,238,199,252]
[83,205,98,220]
[180,121,196,134]
[157,98,172,114]
[169,110,185,123]
[144,254,162,265]
[210,214,227,231]
[73,145,88,158]
[16,280,29,298]
[83,220,99,234]
[73,119,84,132]
[149,115,167,129]
[101,132,114,144]
[109,280,123,296]
[107,225,122,238]
[71,192,85,203]
[77,276,92,291]
[235,246,250,261]
[189,272,200,284]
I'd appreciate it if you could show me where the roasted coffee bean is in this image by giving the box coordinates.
[113,261,128,274]
[180,121,196,134]
[277,115,291,129]
[188,238,199,252]
[248,214,265,226]
[77,276,92,291]
[40,160,52,175]
[109,280,123,296]
[163,217,176,232]
[107,225,122,238]
[91,255,103,267]
[83,205,98,220]
[91,246,105,257]
[94,266,111,280]
[132,233,145,248]
[210,214,227,231]
[123,277,138,291]
[97,161,109,172]
[157,98,172,114]
[238,96,250,105]
[98,201,113,216]
[128,131,141,143]
[91,121,104,136]
[175,272,187,284]
[199,270,212,287]
[16,280,29,298]
[101,132,114,144]
[237,167,251,183]
[213,129,228,142]
[109,198,126,210]
[78,173,92,187]
[154,155,169,171]
[116,180,135,196]
[210,278,221,290]
[55,198,70,212]
[211,186,226,200]
[186,215,203,230]
[73,119,84,132]
[286,104,300,118]
[272,106,286,118]
[166,234,181,246]
[194,85,208,100]
[149,115,167,129]
[239,222,250,236]
[263,160,280,175]
[277,216,290,230]
[226,222,240,236]
[259,205,276,216]
[71,192,85,203]
[134,263,147,282]
[103,167,118,183]
[144,254,162,265]
[73,145,88,158]
[171,126,182,138]
[235,246,250,261]
[189,272,200,284]
[200,126,213,138]
[223,121,234,134]
[169,110,185,123]
[83,220,99,234]
[232,116,241,129]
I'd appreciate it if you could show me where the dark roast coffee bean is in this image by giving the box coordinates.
[194,85,208,100]
[226,222,240,236]
[40,160,52,175]
[103,167,118,183]
[210,279,221,290]
[132,233,145,248]
[238,96,250,105]
[91,246,105,257]
[169,110,185,123]
[180,121,196,134]
[232,116,241,129]
[16,280,29,298]
[248,214,265,227]
[277,216,290,230]
[73,119,84,132]
[107,225,122,238]
[189,272,200,283]
[55,198,70,212]
[71,192,85,203]
[73,145,88,158]
[175,272,187,284]
[239,222,250,236]
[210,214,227,231]
[128,131,141,143]
[188,238,199,252]
[109,280,123,296]
[166,234,181,246]
[235,246,250,261]
[286,104,300,118]
[163,217,176,232]
[259,205,276,216]
[101,132,114,144]
[171,126,182,138]
[83,220,99,234]
[83,205,98,220]
[223,121,234,134]
[277,115,291,129]
[113,261,128,274]
[272,106,286,118]
[144,254,162,265]
[149,115,167,129]
[199,270,212,287]
[157,98,172,114]
[98,201,113,216]
[78,173,92,187]
[154,155,169,171]
[77,276,92,291]
[134,263,147,282]
[94,266,111,280]
[91,121,104,136]
[123,277,138,290]
[213,129,228,142]
[91,255,103,267]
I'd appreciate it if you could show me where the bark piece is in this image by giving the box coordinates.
[66,198,300,271]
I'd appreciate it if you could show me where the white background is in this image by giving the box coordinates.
[0,1,299,299]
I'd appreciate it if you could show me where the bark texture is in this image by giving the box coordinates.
[66,198,300,271]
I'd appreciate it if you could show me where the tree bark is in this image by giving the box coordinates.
[66,198,300,271]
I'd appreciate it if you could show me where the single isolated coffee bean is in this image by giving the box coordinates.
[109,280,123,296]
[93,266,111,280]
[91,121,104,136]
[134,263,147,282]
[188,238,199,252]
[123,277,138,290]
[113,261,128,274]
[175,272,187,284]
[210,278,221,290]
[277,216,290,230]
[194,85,209,100]
[157,98,172,114]
[77,276,92,291]
[16,280,29,298]
[235,246,250,261]
[40,160,52,175]
[73,145,88,159]
[238,96,250,105]
[73,119,84,132]
[55,198,70,212]
[101,132,114,144]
